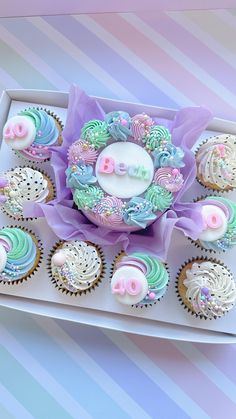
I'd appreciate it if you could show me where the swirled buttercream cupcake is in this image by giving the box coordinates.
[0,226,41,284]
[177,258,236,319]
[196,135,236,191]
[0,167,54,219]
[193,196,236,252]
[49,240,105,295]
[66,111,185,232]
[3,108,63,162]
[111,252,169,307]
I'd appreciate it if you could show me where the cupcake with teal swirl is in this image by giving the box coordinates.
[111,252,169,307]
[152,143,185,168]
[73,186,104,210]
[66,163,96,190]
[195,196,236,252]
[145,185,173,212]
[3,107,63,162]
[143,125,171,151]
[0,226,42,284]
[123,197,156,228]
[105,111,131,141]
[81,120,110,149]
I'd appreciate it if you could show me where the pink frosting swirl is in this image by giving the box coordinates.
[131,113,153,142]
[154,167,184,192]
[68,140,98,165]
[93,196,124,226]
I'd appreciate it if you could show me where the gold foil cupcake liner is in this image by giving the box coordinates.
[0,225,43,285]
[195,139,233,193]
[47,240,106,296]
[110,251,170,308]
[175,256,232,320]
[0,165,56,221]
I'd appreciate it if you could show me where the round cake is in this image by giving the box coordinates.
[0,226,41,283]
[66,111,185,232]
[49,240,104,295]
[196,196,236,252]
[196,134,236,191]
[3,108,63,162]
[0,167,54,219]
[111,252,169,307]
[177,258,236,319]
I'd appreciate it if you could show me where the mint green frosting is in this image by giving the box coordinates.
[81,120,110,149]
[0,227,37,281]
[143,125,171,151]
[145,184,173,212]
[74,186,104,210]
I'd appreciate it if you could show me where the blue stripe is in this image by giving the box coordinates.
[1,312,130,419]
[44,15,179,108]
[58,321,189,419]
[0,18,118,100]
[0,346,71,419]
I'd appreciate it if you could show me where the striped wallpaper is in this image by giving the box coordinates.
[0,10,236,419]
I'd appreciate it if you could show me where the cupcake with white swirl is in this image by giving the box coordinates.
[196,134,236,191]
[3,107,63,162]
[0,167,55,220]
[194,196,236,252]
[177,258,236,319]
[111,252,169,307]
[49,240,105,295]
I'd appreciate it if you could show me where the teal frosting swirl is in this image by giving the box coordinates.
[66,163,96,190]
[123,197,156,228]
[74,186,104,210]
[200,196,236,251]
[0,227,37,282]
[105,111,131,141]
[81,120,110,149]
[132,252,169,304]
[19,109,59,146]
[145,185,173,212]
[152,143,185,168]
[143,125,171,151]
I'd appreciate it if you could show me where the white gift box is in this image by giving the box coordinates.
[1,88,236,343]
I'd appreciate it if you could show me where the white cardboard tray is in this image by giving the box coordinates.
[1,89,236,344]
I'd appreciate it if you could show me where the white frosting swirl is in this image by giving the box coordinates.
[196,135,236,189]
[184,261,236,318]
[1,167,49,218]
[51,241,102,293]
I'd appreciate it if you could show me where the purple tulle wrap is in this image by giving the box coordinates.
[24,85,212,260]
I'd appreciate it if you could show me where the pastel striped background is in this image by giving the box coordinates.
[1,10,236,419]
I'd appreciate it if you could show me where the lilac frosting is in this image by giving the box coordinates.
[23,85,212,260]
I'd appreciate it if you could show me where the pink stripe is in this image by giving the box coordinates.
[91,13,236,116]
[139,11,236,96]
[195,343,236,384]
[129,335,236,418]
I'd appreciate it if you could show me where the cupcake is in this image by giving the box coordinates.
[0,167,55,219]
[111,252,169,307]
[195,196,236,252]
[0,226,42,284]
[49,240,105,295]
[196,134,236,191]
[177,258,236,319]
[3,108,63,162]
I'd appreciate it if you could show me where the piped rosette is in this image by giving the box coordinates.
[111,252,169,307]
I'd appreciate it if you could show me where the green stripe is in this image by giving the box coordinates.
[0,346,72,419]
[0,39,57,90]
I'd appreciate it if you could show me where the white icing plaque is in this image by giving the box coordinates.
[95,142,154,199]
